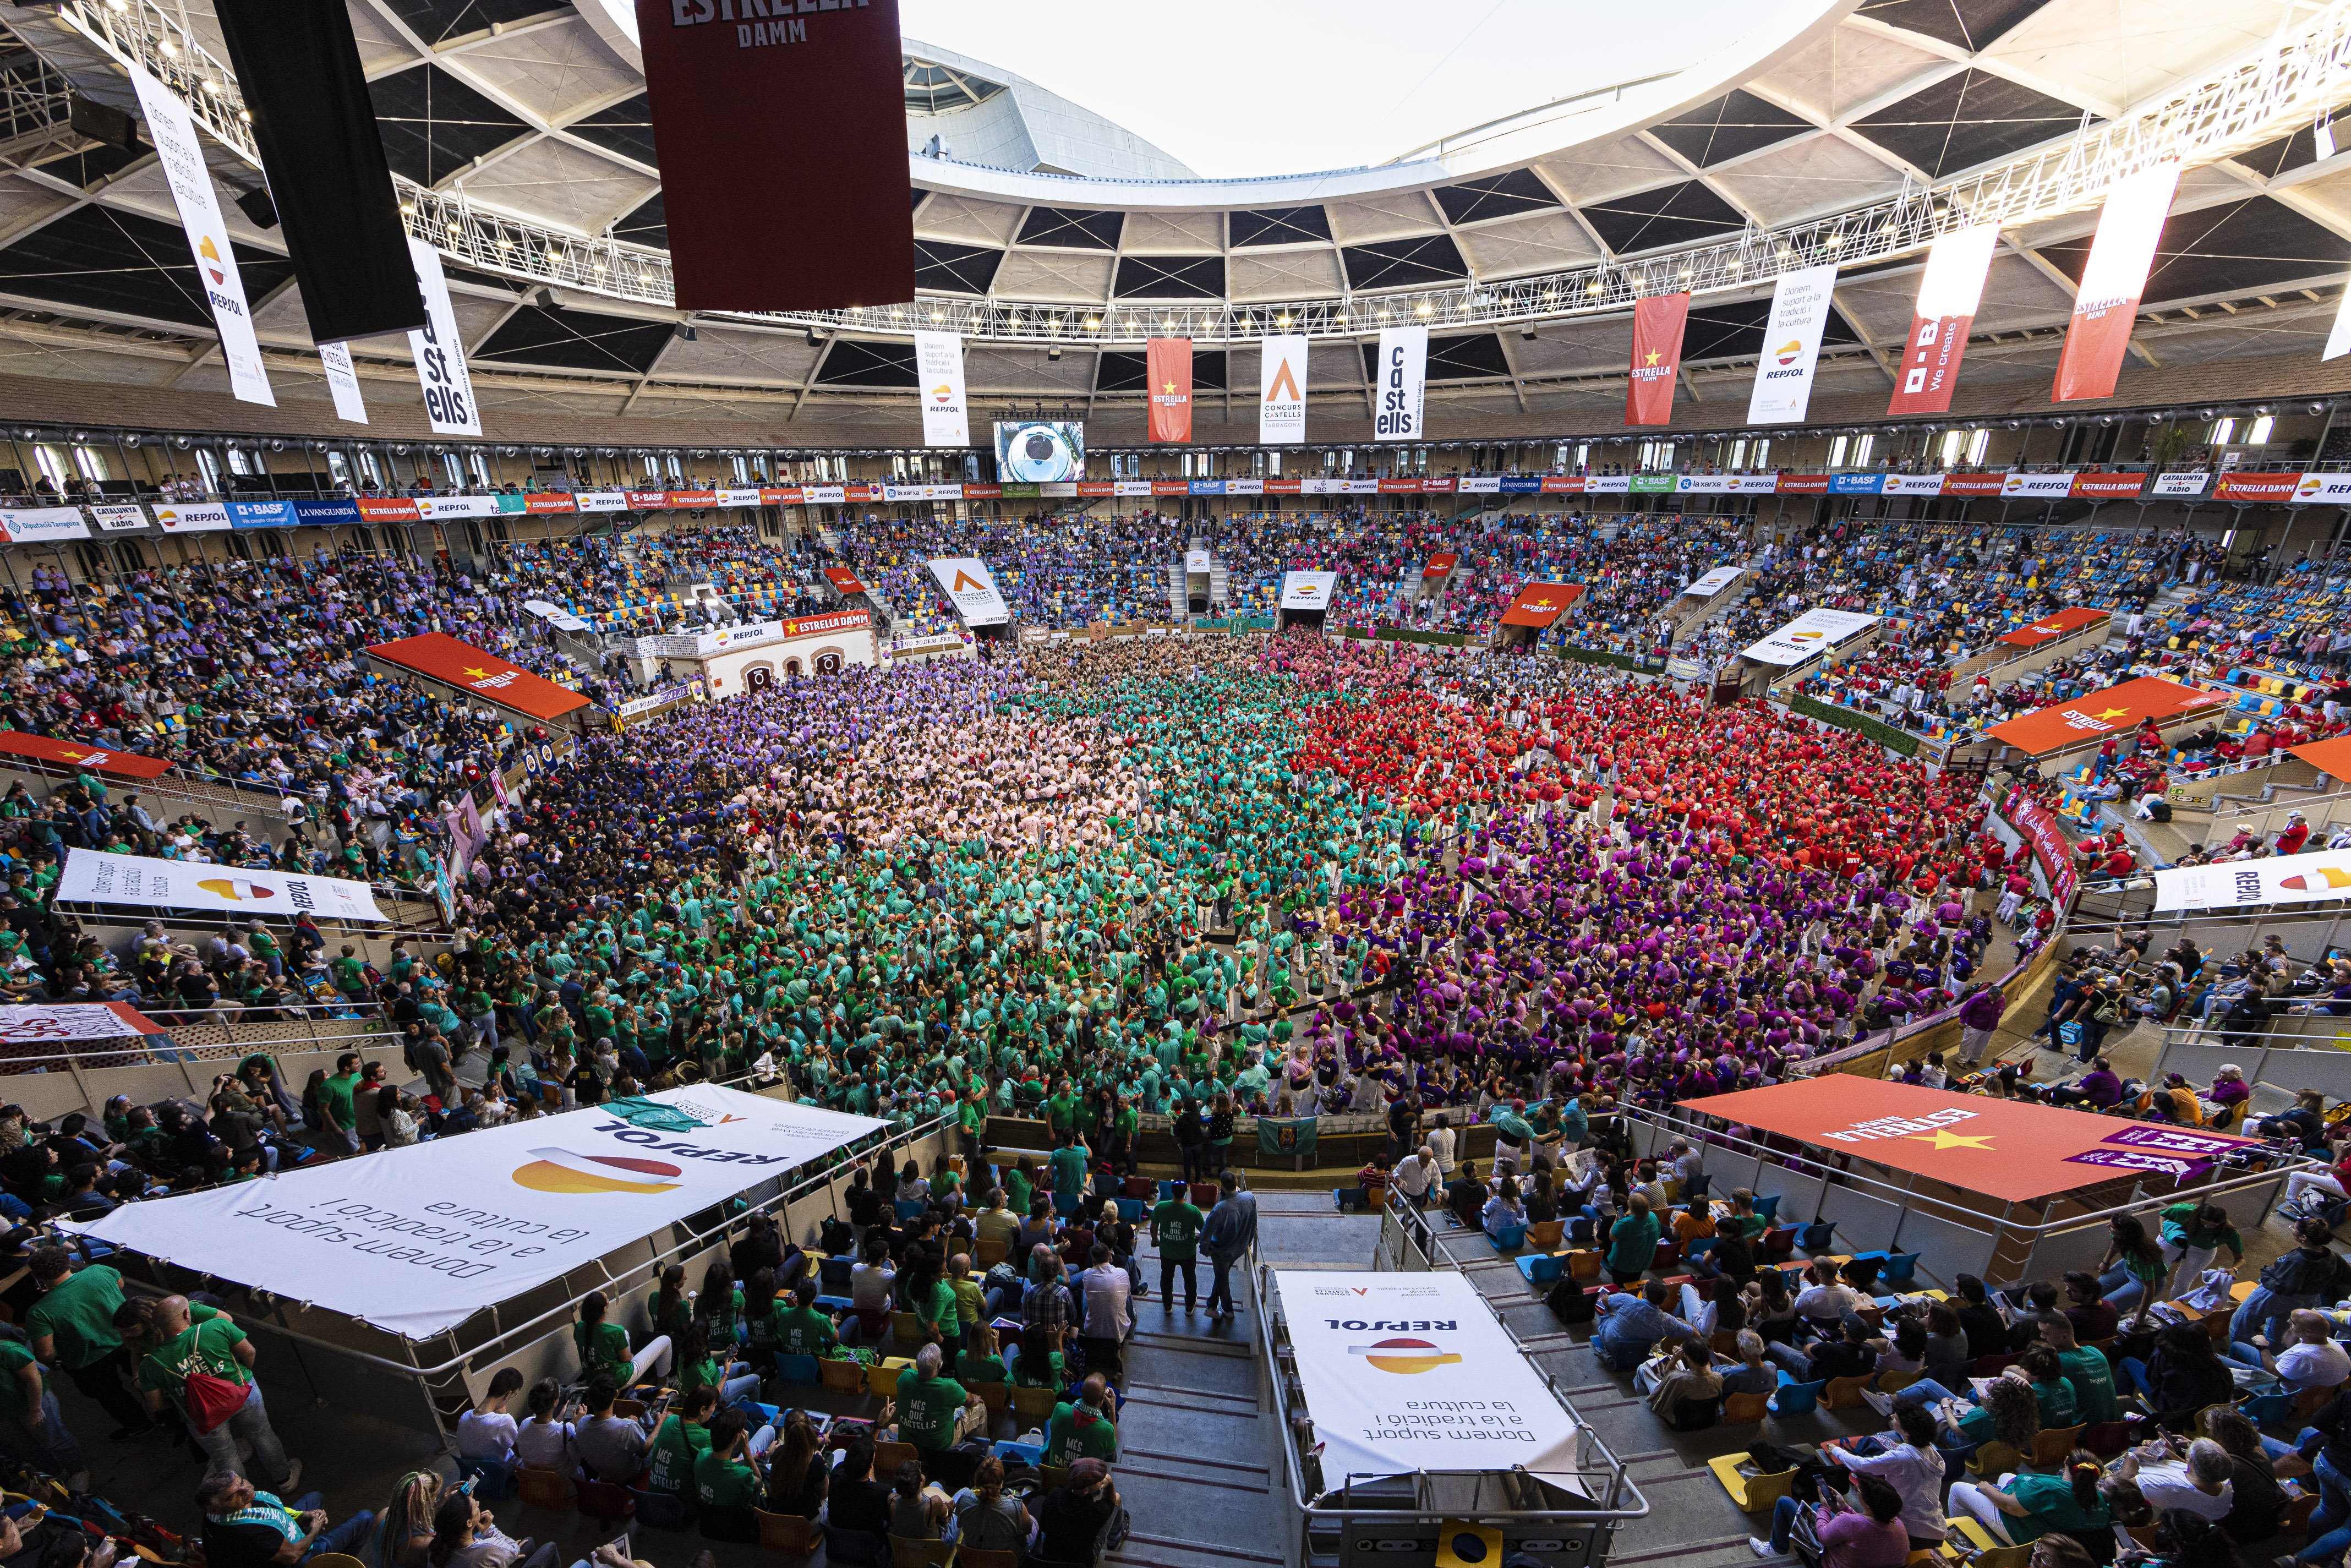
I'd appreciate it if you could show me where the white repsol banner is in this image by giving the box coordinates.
[913,330,969,447]
[1682,566,1743,598]
[65,1086,888,1339]
[1279,1271,1579,1482]
[56,846,387,923]
[131,68,274,407]
[1259,333,1308,445]
[1747,263,1838,425]
[1741,607,1880,666]
[407,237,480,436]
[926,556,1010,627]
[320,343,369,425]
[2153,848,2351,911]
[1280,570,1339,610]
[1371,326,1426,441]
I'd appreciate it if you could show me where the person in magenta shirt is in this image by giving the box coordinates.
[1749,1472,1909,1566]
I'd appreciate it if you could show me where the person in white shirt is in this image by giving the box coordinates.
[1667,1140,1703,1192]
[1392,1147,1439,1205]
[1793,1261,1862,1330]
[510,1380,577,1476]
[455,1369,522,1466]
[1078,1244,1133,1376]
[2269,1309,2351,1392]
[1425,1116,1456,1182]
[2114,1438,2233,1522]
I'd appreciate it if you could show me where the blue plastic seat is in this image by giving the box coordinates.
[457,1457,515,1500]
[894,1199,926,1222]
[818,1255,855,1295]
[1769,1377,1828,1416]
[2240,1388,2296,1429]
[1114,1197,1144,1222]
[994,1440,1046,1468]
[1489,1223,1527,1253]
[1879,1252,1922,1286]
[814,1294,854,1314]
[1516,1253,1564,1288]
[1751,1194,1782,1223]
[630,1488,690,1531]
[775,1353,821,1386]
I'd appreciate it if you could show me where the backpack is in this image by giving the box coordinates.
[183,1366,248,1435]
[1545,1278,1594,1324]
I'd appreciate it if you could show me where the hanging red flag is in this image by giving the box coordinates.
[1147,337,1193,443]
[1625,293,1689,426]
[1886,224,1999,417]
[2052,162,2179,404]
[634,0,914,312]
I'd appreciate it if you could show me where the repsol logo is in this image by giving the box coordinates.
[1763,367,1805,379]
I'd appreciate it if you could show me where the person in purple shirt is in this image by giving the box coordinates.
[2047,1055,2124,1111]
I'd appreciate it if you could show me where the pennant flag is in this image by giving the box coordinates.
[1147,337,1193,443]
[635,0,912,311]
[320,342,368,424]
[1373,325,1428,441]
[130,67,274,407]
[2326,280,2351,361]
[1887,224,1999,416]
[1625,294,1689,425]
[1747,264,1839,424]
[1259,334,1308,445]
[2053,162,2179,403]
[913,331,969,447]
[405,238,479,436]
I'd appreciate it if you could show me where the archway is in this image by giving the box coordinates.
[784,658,803,676]
[814,651,843,675]
[746,664,775,691]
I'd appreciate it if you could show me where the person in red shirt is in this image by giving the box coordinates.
[2277,813,2311,856]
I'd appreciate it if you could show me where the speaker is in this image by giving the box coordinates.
[211,0,421,345]
[67,94,139,154]
[233,186,278,230]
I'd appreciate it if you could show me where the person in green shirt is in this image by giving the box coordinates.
[26,1249,151,1438]
[572,1291,644,1387]
[315,1055,362,1154]
[1044,1375,1119,1467]
[954,1339,1008,1386]
[691,1408,761,1542]
[774,1283,841,1359]
[327,945,368,999]
[1602,1193,1661,1286]
[2156,1201,2244,1295]
[2040,1319,2117,1424]
[1047,1129,1089,1212]
[891,1343,981,1454]
[135,1294,296,1493]
[1151,1192,1205,1312]
[0,1329,83,1485]
[646,1386,717,1499]
[1949,1454,2111,1545]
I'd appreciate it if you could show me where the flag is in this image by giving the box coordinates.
[1258,334,1308,444]
[1372,326,1428,441]
[913,331,969,447]
[1625,293,1688,426]
[405,238,480,436]
[1147,337,1193,442]
[633,0,913,312]
[1887,224,1999,416]
[2053,162,2179,403]
[1746,263,1839,425]
[130,67,274,407]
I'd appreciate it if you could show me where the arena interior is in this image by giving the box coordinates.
[0,3,2343,1568]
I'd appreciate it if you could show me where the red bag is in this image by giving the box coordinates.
[183,1370,247,1435]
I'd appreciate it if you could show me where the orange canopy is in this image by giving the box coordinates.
[1997,607,2109,649]
[1983,676,2220,756]
[1499,582,1584,628]
[365,633,592,722]
[2291,734,2351,781]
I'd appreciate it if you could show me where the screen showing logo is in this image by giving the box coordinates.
[1348,1336,1462,1374]
[513,1149,684,1195]
[993,421,1084,484]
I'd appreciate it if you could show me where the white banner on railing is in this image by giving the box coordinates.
[1281,570,1339,610]
[2152,848,2351,911]
[320,342,369,424]
[90,505,149,532]
[407,237,480,436]
[1279,1271,1579,1483]
[56,847,387,923]
[64,1086,889,1338]
[0,1002,162,1042]
[1741,607,1880,665]
[1682,566,1743,598]
[0,508,90,543]
[131,67,274,408]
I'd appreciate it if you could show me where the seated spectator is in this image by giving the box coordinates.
[1641,1340,1723,1418]
[1944,1451,2116,1548]
[1746,1468,1907,1564]
[424,1486,553,1568]
[1046,1374,1119,1467]
[2039,1316,2118,1424]
[198,1471,379,1568]
[893,1342,984,1454]
[1032,1457,1124,1567]
[1593,1280,1692,1373]
[570,1376,649,1485]
[645,1385,717,1501]
[887,1457,950,1542]
[1720,1331,1777,1397]
[952,1455,1033,1559]
[2121,1322,2236,1432]
[510,1380,575,1476]
[2112,1438,2233,1524]
[1823,1403,1948,1550]
[764,1409,828,1520]
[2232,1307,2351,1392]
[1765,1314,1876,1384]
[822,1435,890,1548]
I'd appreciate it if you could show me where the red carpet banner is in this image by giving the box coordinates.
[1746,263,1837,425]
[1148,338,1193,442]
[914,331,969,447]
[636,0,911,311]
[1887,223,1998,417]
[0,733,170,778]
[131,67,274,408]
[2053,161,2179,403]
[1373,325,1428,441]
[1259,334,1308,445]
[1625,293,1689,425]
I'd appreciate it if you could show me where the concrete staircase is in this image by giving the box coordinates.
[1166,561,1189,620]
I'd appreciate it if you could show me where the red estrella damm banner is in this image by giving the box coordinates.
[0,732,172,779]
[1996,607,2109,649]
[1983,675,2221,756]
[365,632,592,722]
[1625,293,1690,427]
[1147,337,1193,443]
[632,0,913,313]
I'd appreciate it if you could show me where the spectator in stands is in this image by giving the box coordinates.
[823,1435,891,1550]
[135,1293,297,1495]
[196,1471,378,1568]
[1720,1332,1776,1398]
[424,1486,553,1568]
[1823,1403,1948,1550]
[1391,1146,1439,1208]
[1032,1457,1124,1567]
[952,1454,1032,1558]
[1601,1193,1659,1287]
[1047,1374,1119,1467]
[1746,1468,1907,1564]
[1944,1452,2115,1548]
[454,1369,522,1467]
[2120,1321,2235,1430]
[25,1247,151,1440]
[1593,1281,1692,1373]
[570,1376,649,1484]
[1200,1171,1256,1321]
[1641,1340,1721,1418]
[2233,1308,2351,1393]
[893,1342,983,1454]
[1766,1314,1877,1384]
[511,1380,576,1474]
[2231,1218,2346,1352]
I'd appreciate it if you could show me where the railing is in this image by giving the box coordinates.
[38,0,2351,335]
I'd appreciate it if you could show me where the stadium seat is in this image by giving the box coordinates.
[1821,1375,1873,1409]
[775,1353,821,1386]
[1488,1223,1527,1253]
[1768,1378,1827,1416]
[1515,1253,1564,1290]
[1721,1391,1772,1425]
[576,1479,636,1528]
[820,1357,868,1394]
[1707,1452,1796,1511]
[867,1357,912,1397]
[516,1466,574,1511]
[457,1457,515,1499]
[633,1489,691,1532]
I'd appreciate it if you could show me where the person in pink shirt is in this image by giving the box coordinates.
[1749,1471,1909,1566]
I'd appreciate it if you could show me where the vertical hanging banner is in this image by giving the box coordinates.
[1259,334,1308,445]
[1372,325,1428,441]
[406,237,479,437]
[130,68,275,408]
[319,342,368,424]
[913,331,969,447]
[1625,293,1689,426]
[2325,278,2351,362]
[1746,263,1839,424]
[2052,161,2179,403]
[1887,223,2000,416]
[635,0,912,312]
[1147,337,1193,443]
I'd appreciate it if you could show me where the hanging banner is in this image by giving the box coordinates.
[2149,471,2210,498]
[1625,293,1689,425]
[1185,548,1212,573]
[1746,263,1839,424]
[913,330,969,448]
[1682,566,1743,598]
[65,1085,889,1339]
[1422,553,1458,581]
[1147,337,1193,443]
[926,557,1010,627]
[319,342,369,424]
[1279,1271,1579,1483]
[1997,607,2109,649]
[1887,223,1998,417]
[1259,333,1309,445]
[1741,607,1879,665]
[2053,161,2180,403]
[153,503,232,533]
[406,237,480,436]
[130,67,274,407]
[1983,676,2221,755]
[1499,582,1583,626]
[1280,570,1338,610]
[89,504,149,532]
[1372,325,1428,442]
[56,846,386,922]
[634,0,910,312]
[0,507,89,543]
[2328,277,2351,362]
[2001,472,2076,498]
[365,632,594,722]
[2152,846,2351,911]
[0,1002,162,1043]
[0,733,170,778]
